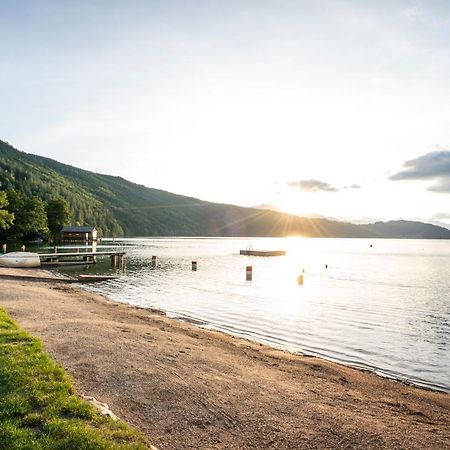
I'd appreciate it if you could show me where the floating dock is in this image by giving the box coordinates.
[239,250,286,257]
[39,251,126,266]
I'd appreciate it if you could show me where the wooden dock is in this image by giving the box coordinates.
[39,251,126,266]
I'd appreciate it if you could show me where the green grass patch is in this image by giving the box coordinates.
[0,308,149,449]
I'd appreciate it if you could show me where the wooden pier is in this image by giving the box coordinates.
[39,251,126,266]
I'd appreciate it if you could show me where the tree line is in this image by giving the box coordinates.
[0,188,71,241]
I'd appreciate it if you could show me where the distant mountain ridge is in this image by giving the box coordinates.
[1,140,449,239]
[361,220,450,239]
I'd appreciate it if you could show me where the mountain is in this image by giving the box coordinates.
[361,220,450,239]
[1,140,449,239]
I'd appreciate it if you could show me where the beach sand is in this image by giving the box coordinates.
[0,268,449,449]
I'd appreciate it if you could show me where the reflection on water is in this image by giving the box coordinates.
[55,237,450,392]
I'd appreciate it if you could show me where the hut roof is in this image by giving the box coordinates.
[61,226,96,233]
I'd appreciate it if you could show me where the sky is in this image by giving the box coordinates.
[1,0,449,226]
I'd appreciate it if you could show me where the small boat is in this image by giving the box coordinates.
[0,252,41,268]
[239,249,286,256]
[77,274,118,282]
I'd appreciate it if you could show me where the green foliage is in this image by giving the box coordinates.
[0,191,14,231]
[46,198,72,237]
[2,189,48,240]
[0,308,149,449]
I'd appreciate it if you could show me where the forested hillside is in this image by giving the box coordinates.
[0,141,122,236]
[1,140,449,239]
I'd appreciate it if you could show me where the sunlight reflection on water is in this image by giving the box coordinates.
[57,237,450,392]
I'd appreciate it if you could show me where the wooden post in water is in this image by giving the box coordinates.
[151,255,157,267]
[21,245,25,252]
[246,266,252,281]
[192,261,197,271]
[2,243,6,254]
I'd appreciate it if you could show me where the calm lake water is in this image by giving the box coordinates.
[54,237,450,392]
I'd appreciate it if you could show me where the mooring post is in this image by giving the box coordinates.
[192,261,197,271]
[246,266,252,281]
[151,255,157,267]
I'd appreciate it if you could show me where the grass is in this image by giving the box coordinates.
[0,308,150,449]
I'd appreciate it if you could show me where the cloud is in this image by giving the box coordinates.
[287,179,338,192]
[343,184,361,189]
[390,150,450,193]
[428,179,450,193]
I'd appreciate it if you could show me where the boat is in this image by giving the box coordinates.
[239,250,286,256]
[77,274,118,282]
[0,252,41,268]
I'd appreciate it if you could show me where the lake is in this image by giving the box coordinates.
[55,237,449,392]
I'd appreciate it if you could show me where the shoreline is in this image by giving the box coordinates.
[73,273,449,395]
[0,267,449,449]
[174,314,448,395]
[160,311,448,395]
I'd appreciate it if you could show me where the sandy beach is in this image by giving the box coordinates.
[0,268,449,449]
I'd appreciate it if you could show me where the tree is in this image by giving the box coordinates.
[46,198,72,237]
[0,191,14,230]
[4,189,48,240]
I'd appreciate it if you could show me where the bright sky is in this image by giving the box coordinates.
[1,0,449,226]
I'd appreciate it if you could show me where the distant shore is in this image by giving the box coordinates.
[0,267,449,449]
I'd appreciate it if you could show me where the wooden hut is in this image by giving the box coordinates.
[61,226,98,243]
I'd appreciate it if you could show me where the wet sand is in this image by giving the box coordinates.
[0,268,449,449]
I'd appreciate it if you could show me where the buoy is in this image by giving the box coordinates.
[297,274,304,285]
[192,261,197,271]
[246,266,253,281]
